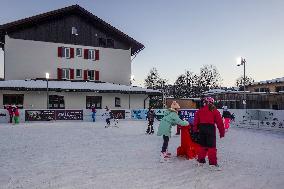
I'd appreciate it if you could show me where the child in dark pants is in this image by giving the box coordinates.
[146,108,156,134]
[157,101,189,163]
[193,97,225,170]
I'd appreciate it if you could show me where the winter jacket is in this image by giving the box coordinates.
[14,108,20,117]
[7,106,13,116]
[222,110,231,118]
[193,105,225,138]
[157,108,189,137]
[103,110,111,119]
[147,110,156,122]
[91,107,97,113]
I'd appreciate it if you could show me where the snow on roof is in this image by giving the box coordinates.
[0,80,161,94]
[252,77,284,85]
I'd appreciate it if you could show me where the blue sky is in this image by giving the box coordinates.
[0,0,284,86]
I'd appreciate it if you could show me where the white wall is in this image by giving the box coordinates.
[5,36,131,85]
[0,90,149,109]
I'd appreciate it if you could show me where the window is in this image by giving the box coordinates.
[107,38,114,48]
[276,86,284,92]
[254,88,270,92]
[76,69,82,78]
[62,69,70,79]
[49,95,65,109]
[86,96,102,109]
[63,47,71,58]
[98,37,106,47]
[88,70,94,80]
[76,48,82,57]
[3,94,24,108]
[71,27,78,35]
[115,97,121,107]
[88,50,95,60]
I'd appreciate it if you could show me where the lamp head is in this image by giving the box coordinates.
[45,73,49,79]
[236,57,246,66]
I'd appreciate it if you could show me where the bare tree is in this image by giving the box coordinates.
[197,65,222,94]
[235,76,255,88]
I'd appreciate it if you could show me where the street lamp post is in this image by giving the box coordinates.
[237,57,247,109]
[129,75,135,109]
[46,73,49,109]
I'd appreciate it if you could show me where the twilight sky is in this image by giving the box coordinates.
[0,0,283,87]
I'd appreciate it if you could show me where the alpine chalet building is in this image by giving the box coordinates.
[0,5,159,110]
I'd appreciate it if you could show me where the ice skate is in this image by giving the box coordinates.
[159,152,171,163]
[209,164,222,171]
[145,127,150,134]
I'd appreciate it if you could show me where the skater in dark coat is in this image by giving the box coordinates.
[146,107,156,134]
[193,97,225,170]
[6,105,13,124]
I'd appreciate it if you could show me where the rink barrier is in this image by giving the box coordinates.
[0,109,284,131]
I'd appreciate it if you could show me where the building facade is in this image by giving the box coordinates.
[0,5,159,110]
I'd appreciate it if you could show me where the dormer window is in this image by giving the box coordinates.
[72,27,78,36]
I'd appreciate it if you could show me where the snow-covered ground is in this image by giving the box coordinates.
[0,120,284,189]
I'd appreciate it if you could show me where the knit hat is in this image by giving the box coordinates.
[170,101,180,109]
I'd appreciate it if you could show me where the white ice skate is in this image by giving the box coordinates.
[160,152,172,163]
[209,164,222,171]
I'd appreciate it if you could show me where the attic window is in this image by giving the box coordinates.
[72,27,78,36]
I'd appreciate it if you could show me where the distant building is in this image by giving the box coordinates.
[204,77,284,110]
[247,77,284,93]
[0,5,160,109]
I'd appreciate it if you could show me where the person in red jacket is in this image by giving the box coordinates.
[193,97,225,169]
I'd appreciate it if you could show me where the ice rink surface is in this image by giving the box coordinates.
[0,120,284,189]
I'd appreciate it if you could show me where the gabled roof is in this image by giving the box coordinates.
[0,4,144,56]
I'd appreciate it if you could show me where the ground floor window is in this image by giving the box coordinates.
[49,95,65,109]
[3,94,24,108]
[86,96,102,109]
[115,97,121,107]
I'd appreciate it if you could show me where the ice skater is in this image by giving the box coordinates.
[157,101,189,163]
[222,106,231,132]
[103,106,111,128]
[145,107,156,134]
[91,105,97,122]
[193,97,225,170]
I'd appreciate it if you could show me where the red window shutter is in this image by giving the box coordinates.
[70,48,74,58]
[84,70,88,80]
[84,49,88,59]
[58,47,62,57]
[70,69,74,79]
[95,71,100,81]
[95,50,99,60]
[57,68,62,80]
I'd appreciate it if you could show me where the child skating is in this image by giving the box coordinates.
[157,101,189,163]
[103,106,111,128]
[193,97,225,170]
[146,107,156,134]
